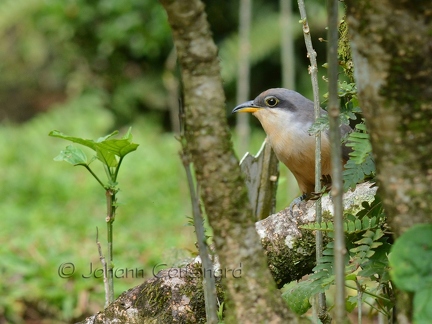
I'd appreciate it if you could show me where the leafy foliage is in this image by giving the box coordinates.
[308,81,361,135]
[308,81,375,192]
[390,224,432,324]
[0,101,195,322]
[283,197,393,317]
[50,129,138,166]
[300,215,380,234]
[0,0,172,124]
[50,128,139,191]
[343,123,375,191]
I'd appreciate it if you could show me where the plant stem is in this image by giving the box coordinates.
[181,155,218,323]
[297,0,327,320]
[345,284,392,303]
[96,227,110,308]
[178,95,218,323]
[84,165,106,189]
[327,0,346,322]
[113,157,124,182]
[355,280,363,324]
[105,188,116,304]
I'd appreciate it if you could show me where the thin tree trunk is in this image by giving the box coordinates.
[345,1,432,322]
[159,0,294,322]
[235,0,252,154]
[280,0,299,204]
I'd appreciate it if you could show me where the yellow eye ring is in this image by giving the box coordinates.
[265,96,279,107]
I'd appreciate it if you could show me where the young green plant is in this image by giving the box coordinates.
[49,128,139,306]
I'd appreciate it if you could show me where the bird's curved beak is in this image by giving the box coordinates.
[232,100,262,114]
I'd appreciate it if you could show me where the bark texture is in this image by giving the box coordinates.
[158,0,293,322]
[77,183,376,323]
[345,1,432,322]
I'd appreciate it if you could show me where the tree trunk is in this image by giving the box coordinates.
[158,0,294,322]
[345,1,432,322]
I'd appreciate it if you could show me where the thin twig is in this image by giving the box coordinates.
[355,280,363,324]
[105,189,116,304]
[113,156,124,182]
[96,227,110,308]
[297,0,327,320]
[236,0,252,154]
[181,155,219,323]
[327,0,346,322]
[344,284,392,303]
[83,165,106,189]
[280,0,299,203]
[280,0,295,90]
[178,103,218,323]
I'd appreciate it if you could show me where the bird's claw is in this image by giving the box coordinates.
[288,190,326,213]
[309,191,323,201]
[288,193,308,212]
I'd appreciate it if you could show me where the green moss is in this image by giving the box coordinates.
[262,231,317,288]
[338,18,354,82]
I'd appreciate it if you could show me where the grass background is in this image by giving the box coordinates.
[0,92,298,322]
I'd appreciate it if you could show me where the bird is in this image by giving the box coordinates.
[232,88,352,206]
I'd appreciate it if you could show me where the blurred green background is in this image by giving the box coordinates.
[0,0,327,322]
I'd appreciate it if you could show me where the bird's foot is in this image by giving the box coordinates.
[288,193,308,213]
[309,191,324,201]
[288,191,325,214]
[321,174,332,188]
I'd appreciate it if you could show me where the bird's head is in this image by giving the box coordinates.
[232,88,315,126]
[232,88,314,113]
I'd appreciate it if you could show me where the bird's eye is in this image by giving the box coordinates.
[265,96,279,107]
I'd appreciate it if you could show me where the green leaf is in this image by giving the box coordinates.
[373,228,385,241]
[96,130,119,143]
[355,219,362,231]
[389,224,432,292]
[94,138,138,166]
[309,116,330,135]
[53,145,88,166]
[319,256,334,264]
[95,138,139,158]
[281,281,314,315]
[354,237,373,246]
[362,216,370,229]
[96,147,118,167]
[50,128,139,167]
[348,221,356,233]
[346,296,357,312]
[413,286,432,324]
[342,121,376,191]
[370,241,383,249]
[365,250,376,258]
[49,130,97,150]
[350,245,370,253]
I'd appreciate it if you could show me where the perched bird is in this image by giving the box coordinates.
[232,88,351,204]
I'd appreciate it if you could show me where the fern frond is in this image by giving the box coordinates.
[301,215,379,234]
[299,221,334,231]
[350,228,385,266]
[343,122,376,190]
[346,124,372,164]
